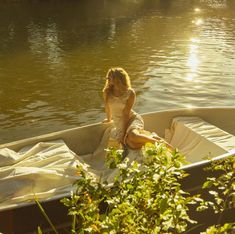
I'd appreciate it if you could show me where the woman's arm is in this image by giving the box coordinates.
[121,89,136,142]
[103,90,112,122]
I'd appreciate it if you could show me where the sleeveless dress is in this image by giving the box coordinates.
[108,89,144,143]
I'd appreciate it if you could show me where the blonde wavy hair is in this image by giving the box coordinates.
[103,67,131,93]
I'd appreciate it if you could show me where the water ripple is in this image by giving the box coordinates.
[0,0,235,143]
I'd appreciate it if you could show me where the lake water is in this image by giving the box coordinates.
[0,0,235,144]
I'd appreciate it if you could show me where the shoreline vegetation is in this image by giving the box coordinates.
[37,142,235,233]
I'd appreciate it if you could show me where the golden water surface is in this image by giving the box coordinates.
[0,0,235,143]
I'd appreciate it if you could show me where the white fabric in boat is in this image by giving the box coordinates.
[0,140,96,209]
[0,126,142,209]
[166,116,235,163]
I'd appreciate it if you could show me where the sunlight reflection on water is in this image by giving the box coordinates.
[0,0,234,143]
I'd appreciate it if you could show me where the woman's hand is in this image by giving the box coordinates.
[102,118,113,123]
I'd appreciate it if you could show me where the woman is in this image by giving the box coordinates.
[102,67,167,150]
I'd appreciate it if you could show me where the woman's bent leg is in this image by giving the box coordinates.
[126,129,174,150]
[125,129,157,149]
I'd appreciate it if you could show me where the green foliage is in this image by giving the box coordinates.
[61,142,199,233]
[61,165,107,233]
[201,222,235,234]
[105,147,124,169]
[197,155,235,233]
[36,143,234,233]
[198,156,235,213]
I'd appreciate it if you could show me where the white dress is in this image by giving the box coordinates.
[108,89,144,143]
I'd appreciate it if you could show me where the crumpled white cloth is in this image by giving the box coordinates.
[0,140,94,208]
[0,126,144,209]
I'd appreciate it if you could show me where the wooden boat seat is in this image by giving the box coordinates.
[165,116,235,163]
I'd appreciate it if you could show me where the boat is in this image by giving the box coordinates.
[0,107,234,233]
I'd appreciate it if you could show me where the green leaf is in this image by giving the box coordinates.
[202,180,214,189]
[160,198,168,213]
[37,226,43,234]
